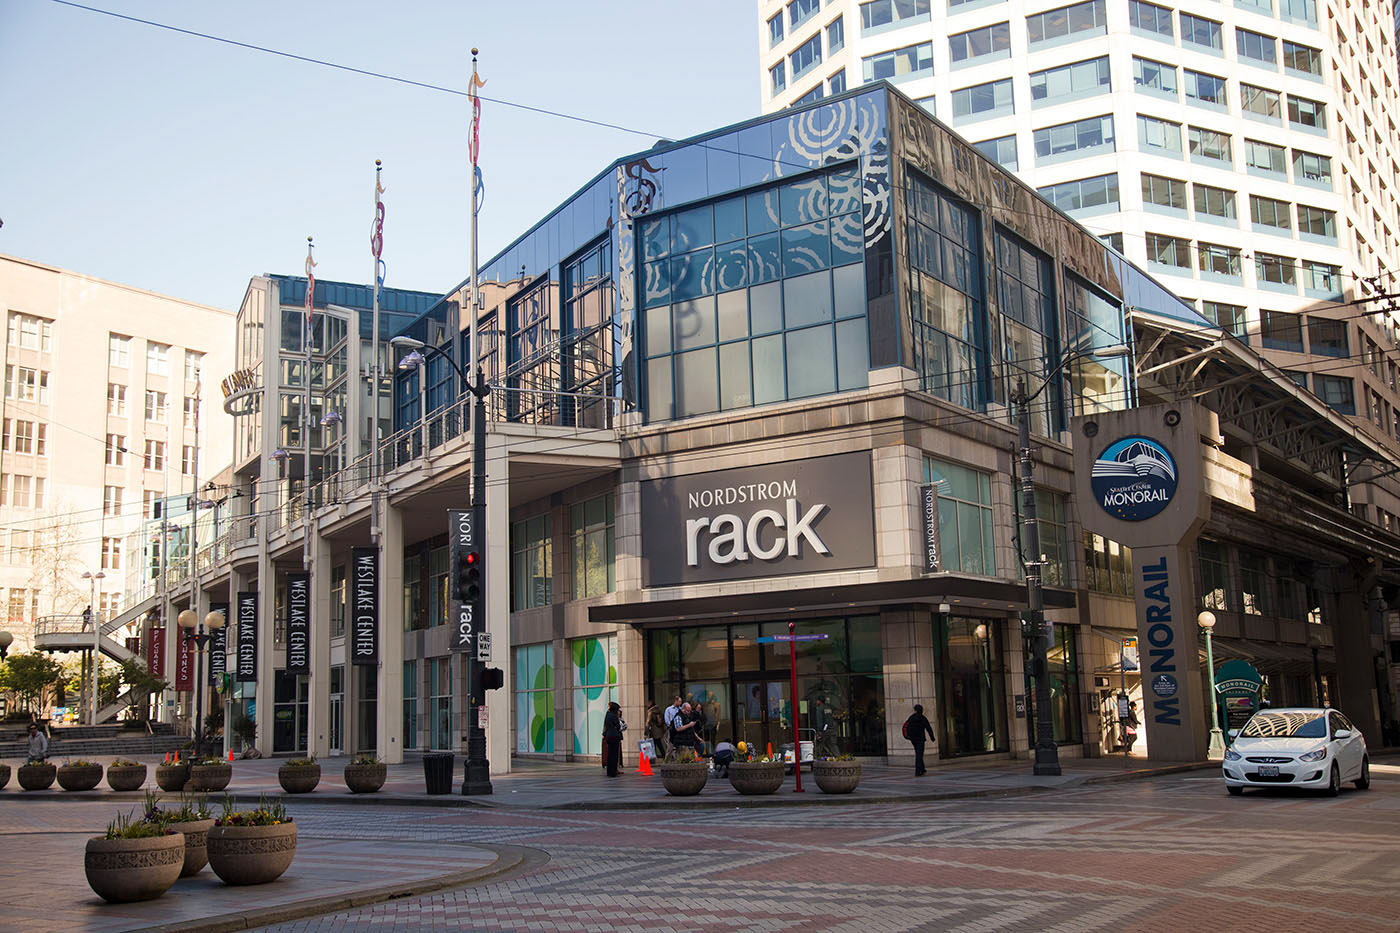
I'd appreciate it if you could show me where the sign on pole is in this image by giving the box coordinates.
[477,631,492,661]
[236,592,258,683]
[286,572,310,675]
[756,633,830,643]
[351,548,379,665]
[919,482,941,573]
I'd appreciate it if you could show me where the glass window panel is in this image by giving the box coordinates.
[645,304,671,356]
[780,177,829,226]
[644,258,670,307]
[830,214,864,265]
[714,239,749,291]
[719,342,752,409]
[717,290,748,342]
[647,356,672,421]
[750,281,783,335]
[747,232,782,284]
[786,325,835,399]
[828,167,861,215]
[782,220,831,276]
[714,197,746,242]
[676,347,719,416]
[746,189,781,234]
[672,296,716,350]
[833,263,865,319]
[783,270,833,328]
[642,218,670,261]
[835,318,869,390]
[752,334,786,404]
[672,205,713,252]
[670,247,715,301]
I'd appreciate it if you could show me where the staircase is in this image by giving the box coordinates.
[0,722,188,760]
[33,599,165,724]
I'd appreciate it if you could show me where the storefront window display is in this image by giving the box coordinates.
[572,635,617,755]
[515,643,555,754]
[1026,624,1083,745]
[934,615,1009,756]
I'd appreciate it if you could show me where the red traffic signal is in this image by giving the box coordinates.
[457,550,482,602]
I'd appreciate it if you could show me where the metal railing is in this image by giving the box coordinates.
[35,613,95,638]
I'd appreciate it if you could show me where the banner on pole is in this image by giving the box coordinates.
[148,625,165,679]
[175,633,194,692]
[351,548,379,665]
[208,602,229,685]
[286,572,310,675]
[236,591,258,683]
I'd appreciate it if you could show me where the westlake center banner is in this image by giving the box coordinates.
[236,591,258,683]
[286,572,310,675]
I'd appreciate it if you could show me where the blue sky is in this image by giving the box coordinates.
[1,0,760,307]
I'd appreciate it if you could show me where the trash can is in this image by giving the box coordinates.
[422,752,455,795]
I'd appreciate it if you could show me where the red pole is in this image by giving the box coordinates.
[790,621,803,792]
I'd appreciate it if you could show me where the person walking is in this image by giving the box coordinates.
[645,702,669,761]
[602,701,624,777]
[904,704,936,776]
[26,723,48,761]
[1123,701,1141,754]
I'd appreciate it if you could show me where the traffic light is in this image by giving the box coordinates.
[481,666,504,691]
[456,549,482,603]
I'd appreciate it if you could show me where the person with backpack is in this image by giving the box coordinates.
[903,704,936,776]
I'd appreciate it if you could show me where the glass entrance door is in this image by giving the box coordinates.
[734,679,791,755]
[329,665,344,756]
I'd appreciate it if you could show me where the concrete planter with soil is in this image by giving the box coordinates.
[0,763,9,790]
[106,763,148,792]
[343,762,387,794]
[188,762,232,792]
[277,762,321,794]
[58,762,104,791]
[18,762,56,790]
[155,763,189,791]
[811,760,862,794]
[207,821,297,885]
[168,817,216,877]
[728,761,786,795]
[658,761,709,796]
[84,833,185,903]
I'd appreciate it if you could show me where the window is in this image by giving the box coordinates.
[996,230,1060,434]
[1291,149,1331,187]
[1256,253,1296,290]
[1146,233,1192,269]
[906,174,983,408]
[184,351,203,381]
[108,334,130,367]
[570,494,615,599]
[1262,310,1303,351]
[103,485,122,516]
[511,514,552,610]
[107,383,126,416]
[1240,84,1282,121]
[770,61,787,96]
[143,439,164,471]
[1245,138,1286,174]
[105,434,125,466]
[951,78,1013,122]
[1239,549,1272,616]
[1098,232,1123,253]
[7,313,50,351]
[330,564,346,639]
[1281,0,1317,26]
[767,12,784,46]
[1197,242,1242,277]
[1030,56,1110,106]
[181,445,196,475]
[571,635,618,756]
[1027,0,1106,47]
[1236,0,1272,12]
[1039,174,1119,213]
[9,420,33,454]
[973,134,1018,170]
[1128,0,1173,38]
[1308,318,1348,357]
[1236,28,1277,67]
[1137,114,1182,155]
[1141,173,1186,211]
[1180,13,1223,51]
[1288,94,1325,130]
[1133,57,1177,98]
[182,396,197,429]
[859,0,930,33]
[515,643,555,754]
[1027,623,1082,744]
[1033,115,1114,163]
[101,536,122,571]
[827,17,844,54]
[1202,301,1247,339]
[1198,538,1231,611]
[1085,532,1132,594]
[1193,183,1237,220]
[146,342,169,376]
[1316,375,1355,414]
[790,33,822,79]
[1283,40,1322,76]
[923,457,995,574]
[1183,70,1227,107]
[950,22,1010,65]
[4,366,44,402]
[862,42,933,83]
[1304,261,1341,296]
[144,390,167,423]
[1188,127,1232,165]
[1035,489,1071,587]
[1297,204,1336,239]
[828,70,847,95]
[429,656,452,750]
[788,0,819,30]
[1250,195,1292,231]
[10,474,30,508]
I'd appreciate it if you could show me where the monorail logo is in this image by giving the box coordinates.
[1091,436,1178,522]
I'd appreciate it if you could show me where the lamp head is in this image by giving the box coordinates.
[271,449,289,462]
[1090,344,1130,360]
[389,335,426,350]
[204,610,226,631]
[397,350,426,371]
[320,411,342,427]
[0,630,12,650]
[177,609,199,630]
[938,602,951,615]
[1196,610,1217,630]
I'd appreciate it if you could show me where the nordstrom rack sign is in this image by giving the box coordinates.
[640,451,876,586]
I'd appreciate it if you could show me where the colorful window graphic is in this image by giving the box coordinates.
[514,643,554,755]
[571,635,618,756]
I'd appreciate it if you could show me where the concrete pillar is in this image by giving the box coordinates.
[1334,558,1382,745]
[254,550,275,758]
[376,500,405,763]
[485,430,511,775]
[882,608,935,763]
[309,529,332,758]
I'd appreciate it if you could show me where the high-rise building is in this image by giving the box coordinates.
[0,253,234,656]
[758,0,1400,523]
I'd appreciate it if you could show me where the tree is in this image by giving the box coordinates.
[117,657,167,722]
[0,652,64,713]
[27,503,87,620]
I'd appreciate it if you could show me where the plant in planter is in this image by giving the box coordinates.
[57,758,104,791]
[728,755,786,795]
[277,756,321,794]
[343,753,387,794]
[207,794,296,885]
[811,754,862,794]
[18,757,56,791]
[231,715,257,753]
[107,758,148,792]
[187,756,232,792]
[84,809,184,903]
[156,756,190,792]
[658,747,709,796]
[144,791,215,877]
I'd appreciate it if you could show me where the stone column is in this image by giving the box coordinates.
[882,608,935,765]
[309,530,332,758]
[254,552,276,758]
[376,501,405,763]
[1333,558,1382,745]
[485,430,511,775]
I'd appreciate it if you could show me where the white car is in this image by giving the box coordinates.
[1222,707,1370,796]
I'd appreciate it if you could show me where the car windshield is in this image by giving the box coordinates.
[1240,712,1327,738]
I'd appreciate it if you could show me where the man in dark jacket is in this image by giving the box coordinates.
[602,701,624,777]
[906,704,936,776]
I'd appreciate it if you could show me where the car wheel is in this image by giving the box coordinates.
[1327,763,1341,797]
[1227,785,1244,796]
[1354,757,1370,790]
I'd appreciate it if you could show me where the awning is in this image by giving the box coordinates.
[1203,635,1335,677]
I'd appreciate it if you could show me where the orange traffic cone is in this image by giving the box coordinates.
[636,750,653,776]
[766,742,773,759]
[163,752,169,764]
[227,749,234,763]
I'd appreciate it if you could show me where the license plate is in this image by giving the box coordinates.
[1259,765,1279,777]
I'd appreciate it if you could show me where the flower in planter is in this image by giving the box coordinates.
[107,808,174,840]
[349,754,381,766]
[111,758,142,768]
[215,793,292,827]
[819,753,857,761]
[62,759,99,768]
[285,757,316,767]
[143,790,211,825]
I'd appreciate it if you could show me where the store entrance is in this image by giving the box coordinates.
[734,678,791,755]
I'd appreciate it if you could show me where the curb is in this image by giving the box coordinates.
[139,844,543,933]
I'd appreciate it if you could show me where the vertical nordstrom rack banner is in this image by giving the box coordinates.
[208,602,229,686]
[286,572,310,675]
[236,591,258,683]
[175,634,194,692]
[351,547,378,665]
[920,483,941,573]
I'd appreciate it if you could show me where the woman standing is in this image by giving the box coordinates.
[603,701,625,777]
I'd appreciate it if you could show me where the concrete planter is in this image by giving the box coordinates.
[728,761,785,795]
[277,763,321,794]
[18,762,56,790]
[188,762,232,792]
[84,833,185,903]
[107,764,148,792]
[58,763,104,791]
[343,762,387,794]
[658,761,709,796]
[812,760,862,794]
[0,763,9,790]
[168,817,216,877]
[207,821,297,885]
[155,763,189,791]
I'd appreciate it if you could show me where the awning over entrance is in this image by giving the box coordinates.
[1202,635,1335,677]
[588,577,1076,625]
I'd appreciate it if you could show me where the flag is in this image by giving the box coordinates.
[371,162,386,302]
[304,236,317,322]
[469,64,486,215]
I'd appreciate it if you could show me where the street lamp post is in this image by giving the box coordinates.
[1197,610,1226,758]
[81,570,106,725]
[1012,343,1129,777]
[178,608,225,758]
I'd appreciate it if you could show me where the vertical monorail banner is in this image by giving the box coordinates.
[208,602,229,685]
[351,547,379,665]
[286,572,310,675]
[236,591,258,683]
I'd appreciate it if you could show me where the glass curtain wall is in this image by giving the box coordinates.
[515,643,555,754]
[402,660,418,750]
[934,615,1009,756]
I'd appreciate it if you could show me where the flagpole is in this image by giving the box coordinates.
[370,161,384,544]
[469,49,481,414]
[303,236,315,569]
